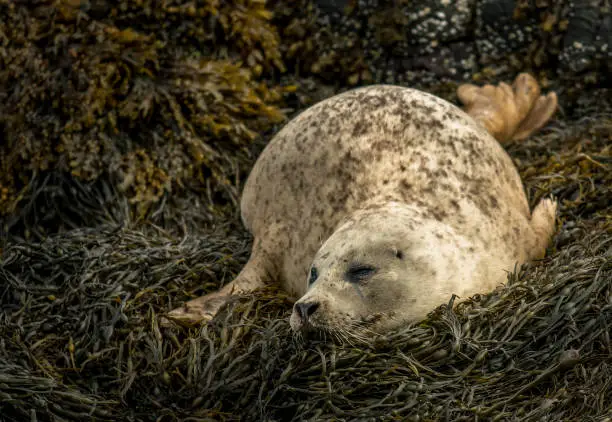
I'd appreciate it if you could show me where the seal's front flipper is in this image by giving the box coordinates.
[458,73,557,143]
[161,248,271,327]
[163,290,233,327]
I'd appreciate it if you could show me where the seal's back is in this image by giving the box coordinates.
[240,85,532,296]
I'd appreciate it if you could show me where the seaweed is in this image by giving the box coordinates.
[1,194,610,420]
[0,0,290,240]
[1,95,611,421]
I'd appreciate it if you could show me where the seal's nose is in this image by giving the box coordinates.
[294,301,320,324]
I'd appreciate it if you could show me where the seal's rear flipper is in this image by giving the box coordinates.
[458,73,558,143]
[161,248,271,327]
[526,196,558,260]
[512,92,558,142]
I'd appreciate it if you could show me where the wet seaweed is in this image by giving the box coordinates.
[1,208,610,420]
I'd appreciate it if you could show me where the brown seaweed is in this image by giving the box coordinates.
[0,0,290,239]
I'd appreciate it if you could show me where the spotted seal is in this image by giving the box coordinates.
[166,73,558,338]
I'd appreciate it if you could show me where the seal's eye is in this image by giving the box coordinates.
[309,267,318,285]
[346,264,376,283]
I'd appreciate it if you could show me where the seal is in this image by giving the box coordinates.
[165,73,559,338]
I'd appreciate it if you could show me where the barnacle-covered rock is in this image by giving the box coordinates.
[559,0,611,74]
[274,0,611,88]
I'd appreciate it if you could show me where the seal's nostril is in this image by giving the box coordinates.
[306,302,320,316]
[295,301,320,322]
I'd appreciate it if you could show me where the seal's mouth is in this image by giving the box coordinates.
[294,325,330,343]
[291,315,386,345]
[290,314,327,336]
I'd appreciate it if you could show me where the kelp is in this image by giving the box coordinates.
[0,0,290,239]
[0,219,610,420]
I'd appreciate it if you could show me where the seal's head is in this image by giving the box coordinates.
[290,203,450,341]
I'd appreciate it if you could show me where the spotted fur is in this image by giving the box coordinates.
[237,85,556,333]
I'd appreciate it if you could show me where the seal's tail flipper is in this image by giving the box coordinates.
[161,247,271,327]
[527,196,558,260]
[512,92,558,142]
[458,73,558,144]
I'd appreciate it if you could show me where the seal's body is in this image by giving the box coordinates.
[167,80,558,336]
[244,85,534,298]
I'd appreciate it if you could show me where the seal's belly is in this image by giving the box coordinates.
[240,85,531,297]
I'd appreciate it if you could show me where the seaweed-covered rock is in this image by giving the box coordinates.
[0,0,290,240]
